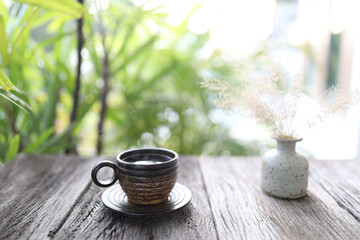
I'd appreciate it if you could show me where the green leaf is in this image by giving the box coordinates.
[131,60,178,97]
[0,88,32,112]
[37,123,75,153]
[14,0,86,18]
[26,31,75,59]
[0,70,15,91]
[38,96,96,153]
[111,24,136,58]
[32,11,61,28]
[87,43,101,75]
[111,36,158,72]
[11,7,40,51]
[23,127,55,153]
[0,15,9,65]
[0,2,9,24]
[8,4,34,43]
[5,134,20,161]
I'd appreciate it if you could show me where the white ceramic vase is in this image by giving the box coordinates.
[261,137,309,199]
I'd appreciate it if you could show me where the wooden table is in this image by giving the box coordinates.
[0,154,360,240]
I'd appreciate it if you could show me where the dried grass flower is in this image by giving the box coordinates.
[201,65,360,140]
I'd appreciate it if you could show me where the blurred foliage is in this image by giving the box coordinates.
[0,0,261,163]
[0,0,84,106]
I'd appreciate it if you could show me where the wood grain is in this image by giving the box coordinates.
[1,155,360,240]
[199,156,360,240]
[54,156,217,240]
[310,160,360,222]
[0,154,98,240]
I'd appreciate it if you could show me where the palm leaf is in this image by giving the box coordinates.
[14,0,86,18]
[11,7,40,50]
[0,2,9,24]
[23,127,55,153]
[0,15,9,65]
[5,134,20,161]
[110,36,157,73]
[130,60,178,97]
[0,88,31,112]
[0,70,15,91]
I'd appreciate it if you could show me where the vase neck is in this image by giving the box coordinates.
[276,141,297,153]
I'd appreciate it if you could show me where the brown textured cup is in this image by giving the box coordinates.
[91,148,178,205]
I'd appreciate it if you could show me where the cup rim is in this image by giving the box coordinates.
[116,148,178,169]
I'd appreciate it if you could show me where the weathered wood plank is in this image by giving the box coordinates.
[0,154,98,240]
[2,155,359,240]
[199,156,360,240]
[54,156,217,240]
[310,160,360,222]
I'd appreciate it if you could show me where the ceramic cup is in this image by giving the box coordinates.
[91,148,178,205]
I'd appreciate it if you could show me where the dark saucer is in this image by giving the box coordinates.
[101,183,192,217]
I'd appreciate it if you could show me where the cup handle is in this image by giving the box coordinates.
[91,161,118,187]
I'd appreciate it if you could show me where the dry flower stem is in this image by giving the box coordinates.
[201,65,360,139]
